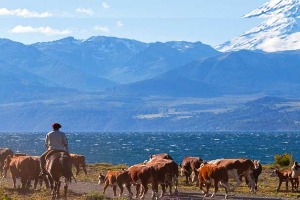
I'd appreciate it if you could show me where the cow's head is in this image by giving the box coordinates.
[270,169,279,177]
[253,160,260,170]
[291,161,300,178]
[98,173,105,185]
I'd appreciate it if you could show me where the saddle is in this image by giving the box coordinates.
[45,149,67,160]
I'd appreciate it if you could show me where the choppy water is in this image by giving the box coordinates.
[0,132,299,165]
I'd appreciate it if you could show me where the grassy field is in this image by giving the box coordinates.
[1,163,300,200]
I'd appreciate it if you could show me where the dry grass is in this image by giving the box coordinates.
[1,163,300,199]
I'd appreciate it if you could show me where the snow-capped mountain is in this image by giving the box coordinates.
[217,0,300,52]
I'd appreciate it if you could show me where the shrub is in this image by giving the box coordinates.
[274,153,293,167]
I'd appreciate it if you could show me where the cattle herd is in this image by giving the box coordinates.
[1,147,300,199]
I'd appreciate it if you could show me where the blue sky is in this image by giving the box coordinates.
[0,0,268,46]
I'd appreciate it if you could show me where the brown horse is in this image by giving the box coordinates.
[45,151,75,199]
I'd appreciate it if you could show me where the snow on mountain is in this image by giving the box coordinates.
[217,0,300,52]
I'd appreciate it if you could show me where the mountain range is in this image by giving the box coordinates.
[1,0,300,131]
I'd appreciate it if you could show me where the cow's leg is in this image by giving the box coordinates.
[102,181,109,194]
[12,175,16,189]
[74,163,80,176]
[246,173,256,193]
[21,176,27,189]
[277,180,282,192]
[159,183,166,198]
[140,182,148,199]
[199,177,205,194]
[125,183,133,198]
[230,169,242,191]
[211,179,220,198]
[135,184,141,198]
[117,182,123,196]
[83,164,87,175]
[221,180,230,199]
[151,182,159,199]
[285,180,289,192]
[204,181,211,197]
[112,185,117,196]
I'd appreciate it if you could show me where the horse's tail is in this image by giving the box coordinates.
[60,154,74,183]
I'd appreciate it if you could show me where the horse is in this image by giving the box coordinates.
[45,151,75,199]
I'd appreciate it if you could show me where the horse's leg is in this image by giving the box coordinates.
[57,181,61,199]
[64,182,68,198]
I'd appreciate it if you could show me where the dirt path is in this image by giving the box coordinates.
[68,181,285,200]
[1,177,287,200]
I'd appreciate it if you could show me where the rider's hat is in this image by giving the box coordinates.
[52,123,62,130]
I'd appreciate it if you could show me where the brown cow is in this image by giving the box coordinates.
[197,162,230,199]
[3,155,35,189]
[209,158,256,193]
[70,153,87,175]
[146,158,179,198]
[98,170,131,197]
[271,169,299,192]
[0,148,14,177]
[180,156,203,184]
[127,164,156,199]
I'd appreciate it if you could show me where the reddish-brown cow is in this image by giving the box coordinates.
[146,158,179,198]
[180,156,203,184]
[197,162,230,199]
[271,169,299,192]
[98,170,131,197]
[127,164,156,199]
[70,153,87,175]
[209,158,256,192]
[3,155,35,188]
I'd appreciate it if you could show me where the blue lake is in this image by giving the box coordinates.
[0,132,299,165]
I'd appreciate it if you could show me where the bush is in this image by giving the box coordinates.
[274,153,293,167]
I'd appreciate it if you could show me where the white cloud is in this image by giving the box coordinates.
[102,2,110,9]
[94,25,110,33]
[0,8,52,18]
[117,20,124,27]
[10,25,72,35]
[76,8,94,15]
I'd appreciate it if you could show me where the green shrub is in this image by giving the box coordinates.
[274,153,293,167]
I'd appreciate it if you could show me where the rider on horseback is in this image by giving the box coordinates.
[39,122,69,177]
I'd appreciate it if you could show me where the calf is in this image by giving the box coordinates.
[271,169,299,192]
[197,162,230,199]
[211,158,256,192]
[98,170,131,197]
[3,155,35,188]
[70,153,87,175]
[180,156,203,184]
[245,160,262,190]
